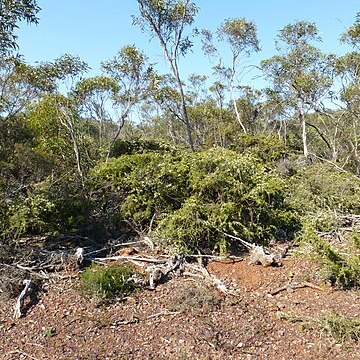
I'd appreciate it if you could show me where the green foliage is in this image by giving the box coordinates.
[42,327,56,338]
[340,12,360,47]
[316,239,360,288]
[5,192,56,238]
[89,151,189,230]
[0,0,40,55]
[286,163,360,231]
[229,134,287,162]
[109,138,174,157]
[1,178,91,240]
[217,18,260,55]
[80,263,137,302]
[318,314,360,343]
[90,147,298,253]
[303,226,360,289]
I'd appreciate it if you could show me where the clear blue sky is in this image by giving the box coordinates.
[16,0,360,88]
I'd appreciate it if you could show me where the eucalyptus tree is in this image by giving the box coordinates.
[340,11,360,50]
[99,45,154,160]
[201,18,260,133]
[261,21,333,158]
[133,0,198,151]
[332,13,360,171]
[27,55,90,183]
[0,57,41,121]
[74,76,119,157]
[0,0,40,55]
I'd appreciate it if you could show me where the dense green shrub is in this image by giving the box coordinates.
[89,152,190,230]
[109,138,174,157]
[229,134,288,162]
[1,178,91,241]
[303,226,360,288]
[90,147,299,253]
[286,163,360,231]
[80,263,137,302]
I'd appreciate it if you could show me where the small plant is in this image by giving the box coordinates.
[318,314,360,343]
[166,283,220,312]
[42,326,56,338]
[279,312,360,343]
[80,263,137,303]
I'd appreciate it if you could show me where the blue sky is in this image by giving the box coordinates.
[16,0,360,89]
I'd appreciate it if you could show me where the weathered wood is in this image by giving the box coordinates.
[222,232,282,267]
[13,279,33,319]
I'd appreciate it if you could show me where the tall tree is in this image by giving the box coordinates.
[0,0,40,55]
[201,18,260,133]
[100,45,154,160]
[261,21,333,158]
[340,11,360,50]
[133,0,198,151]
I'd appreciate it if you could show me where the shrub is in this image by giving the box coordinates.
[166,283,220,312]
[318,314,360,343]
[80,263,137,302]
[229,134,287,162]
[1,178,91,241]
[109,138,174,157]
[304,226,360,288]
[90,147,299,253]
[286,163,360,232]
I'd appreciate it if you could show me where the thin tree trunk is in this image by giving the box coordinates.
[230,87,247,133]
[299,106,308,158]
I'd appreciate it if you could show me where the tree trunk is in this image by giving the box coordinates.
[230,86,247,134]
[299,105,308,158]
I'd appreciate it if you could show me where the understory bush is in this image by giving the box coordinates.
[0,177,91,241]
[286,163,360,232]
[302,224,360,288]
[89,147,299,253]
[80,263,137,303]
[318,314,360,343]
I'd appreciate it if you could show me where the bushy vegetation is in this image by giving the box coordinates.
[1,0,360,292]
[89,147,298,253]
[80,263,137,303]
[318,314,360,343]
[304,227,360,288]
[166,283,220,312]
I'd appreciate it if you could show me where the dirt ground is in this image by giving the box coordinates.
[1,253,359,359]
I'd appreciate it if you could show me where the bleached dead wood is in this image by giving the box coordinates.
[13,279,33,319]
[75,247,84,267]
[6,349,39,360]
[185,262,236,295]
[147,254,185,289]
[89,255,167,264]
[147,311,181,319]
[222,232,282,267]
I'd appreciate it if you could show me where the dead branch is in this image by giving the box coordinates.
[222,231,254,249]
[185,262,236,295]
[13,279,33,319]
[269,282,324,296]
[6,349,40,360]
[109,316,139,327]
[89,255,167,264]
[222,232,282,267]
[249,245,282,267]
[147,254,185,289]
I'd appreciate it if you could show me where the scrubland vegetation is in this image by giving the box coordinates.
[1,1,360,293]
